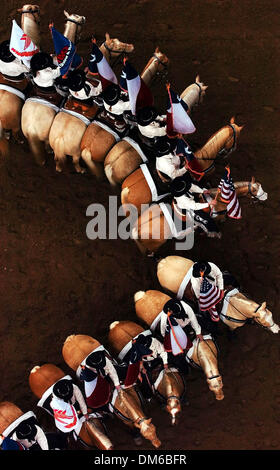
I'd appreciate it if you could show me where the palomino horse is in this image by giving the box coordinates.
[21,10,86,167]
[130,177,268,255]
[104,76,208,187]
[134,290,224,400]
[80,48,169,177]
[0,5,40,144]
[108,320,185,425]
[48,35,134,174]
[62,334,161,447]
[156,255,280,334]
[29,363,113,450]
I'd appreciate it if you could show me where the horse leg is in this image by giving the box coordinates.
[28,136,46,166]
[81,148,104,179]
[72,153,86,174]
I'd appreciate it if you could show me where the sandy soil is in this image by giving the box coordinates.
[0,0,280,452]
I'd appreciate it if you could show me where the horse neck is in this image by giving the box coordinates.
[63,21,80,43]
[194,125,234,162]
[181,84,199,110]
[158,371,180,398]
[117,390,144,422]
[228,293,258,320]
[233,181,250,196]
[21,12,40,47]
[196,341,219,378]
[141,58,160,86]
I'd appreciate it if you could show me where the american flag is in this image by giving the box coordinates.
[199,276,223,317]
[218,166,242,219]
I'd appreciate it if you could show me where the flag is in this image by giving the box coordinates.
[175,137,204,180]
[50,25,77,77]
[123,59,154,115]
[218,166,242,219]
[9,20,39,66]
[119,60,128,92]
[88,40,118,90]
[166,84,196,137]
[199,276,223,319]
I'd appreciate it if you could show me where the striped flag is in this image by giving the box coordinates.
[218,166,242,219]
[123,59,154,115]
[9,20,39,66]
[176,137,204,180]
[199,276,224,320]
[88,40,118,90]
[166,83,196,137]
[50,25,78,77]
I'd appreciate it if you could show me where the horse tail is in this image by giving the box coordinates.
[0,121,9,158]
[27,134,46,166]
[134,291,146,303]
[109,321,120,330]
[121,187,130,205]
[104,163,117,186]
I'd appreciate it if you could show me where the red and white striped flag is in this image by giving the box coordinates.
[123,59,154,115]
[199,276,224,320]
[218,166,242,219]
[88,40,118,90]
[166,83,196,137]
[9,20,39,66]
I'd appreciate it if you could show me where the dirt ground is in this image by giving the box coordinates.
[0,0,280,452]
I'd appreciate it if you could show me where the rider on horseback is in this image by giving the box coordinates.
[170,176,221,239]
[136,105,167,157]
[155,136,189,182]
[0,40,30,78]
[65,69,102,105]
[191,261,224,299]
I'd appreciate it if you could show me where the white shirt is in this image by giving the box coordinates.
[174,183,209,211]
[0,58,30,77]
[138,115,167,138]
[70,80,102,100]
[156,152,187,180]
[160,300,201,336]
[11,425,49,450]
[104,99,131,116]
[191,262,224,299]
[33,66,60,87]
[86,356,120,388]
[142,337,168,365]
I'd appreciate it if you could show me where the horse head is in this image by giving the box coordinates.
[136,418,161,448]
[254,302,280,333]
[64,10,86,25]
[206,374,224,401]
[18,4,40,23]
[153,46,169,69]
[104,32,134,54]
[194,75,208,103]
[248,176,268,201]
[160,369,183,425]
[166,396,181,426]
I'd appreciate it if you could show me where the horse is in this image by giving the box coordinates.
[80,48,169,178]
[104,75,208,187]
[20,10,86,167]
[0,5,40,145]
[62,334,161,448]
[130,177,268,255]
[156,255,280,334]
[48,35,134,174]
[29,363,114,450]
[134,290,224,400]
[108,320,185,425]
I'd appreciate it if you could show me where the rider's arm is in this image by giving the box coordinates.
[73,383,88,415]
[35,425,49,450]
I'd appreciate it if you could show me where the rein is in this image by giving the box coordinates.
[227,298,273,330]
[102,42,127,68]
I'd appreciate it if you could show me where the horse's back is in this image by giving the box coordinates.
[0,402,23,434]
[157,255,194,295]
[62,334,101,371]
[29,364,66,399]
[108,321,144,355]
[135,289,171,326]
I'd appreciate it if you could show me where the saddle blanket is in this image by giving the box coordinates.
[219,288,240,323]
[0,83,25,100]
[140,163,170,202]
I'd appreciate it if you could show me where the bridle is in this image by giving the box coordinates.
[248,181,266,201]
[227,298,274,330]
[102,42,129,67]
[152,53,169,81]
[65,17,86,26]
[19,7,40,23]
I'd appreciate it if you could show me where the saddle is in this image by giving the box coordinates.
[28,84,65,108]
[97,109,128,136]
[0,72,30,94]
[63,95,99,121]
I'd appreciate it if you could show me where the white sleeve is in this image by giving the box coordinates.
[73,384,88,415]
[210,263,224,290]
[181,301,201,335]
[105,358,120,387]
[156,157,186,179]
[190,183,205,194]
[35,426,49,450]
[152,338,168,365]
[175,195,209,211]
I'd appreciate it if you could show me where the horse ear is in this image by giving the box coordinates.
[195,75,200,83]
[64,10,70,18]
[146,418,152,424]
[251,176,256,184]
[105,32,110,41]
[155,46,159,53]
[261,301,267,309]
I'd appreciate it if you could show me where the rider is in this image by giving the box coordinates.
[65,69,102,105]
[5,416,50,450]
[191,261,224,300]
[30,51,60,88]
[170,176,222,239]
[50,378,89,435]
[0,39,30,78]
[98,83,131,136]
[79,348,122,412]
[155,136,189,182]
[136,105,167,158]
